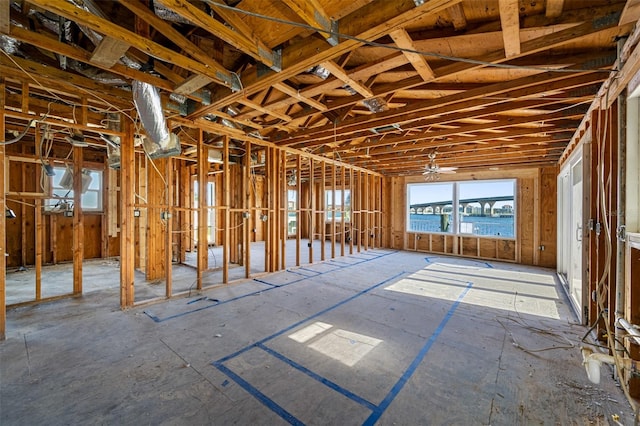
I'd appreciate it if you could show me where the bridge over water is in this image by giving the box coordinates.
[410,195,514,216]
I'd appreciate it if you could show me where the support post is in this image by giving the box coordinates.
[120,118,135,307]
[0,78,6,340]
[223,135,230,283]
[72,146,83,295]
[197,129,207,289]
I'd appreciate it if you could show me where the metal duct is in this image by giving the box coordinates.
[133,80,170,147]
[68,60,128,85]
[0,35,20,55]
[133,80,180,159]
[154,4,192,24]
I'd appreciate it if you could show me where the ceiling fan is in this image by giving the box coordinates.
[422,152,457,180]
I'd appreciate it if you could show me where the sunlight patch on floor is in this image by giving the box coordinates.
[289,322,382,367]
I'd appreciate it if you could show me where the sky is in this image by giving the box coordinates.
[408,180,515,208]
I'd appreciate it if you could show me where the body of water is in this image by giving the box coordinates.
[409,214,514,237]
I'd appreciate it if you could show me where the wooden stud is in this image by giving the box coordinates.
[349,168,354,255]
[244,141,252,278]
[0,78,6,340]
[331,162,336,259]
[309,157,314,264]
[223,135,230,282]
[120,118,135,308]
[296,154,302,267]
[197,129,208,289]
[281,151,287,270]
[320,161,326,261]
[72,145,83,295]
[165,157,173,298]
[35,199,42,301]
[340,166,346,257]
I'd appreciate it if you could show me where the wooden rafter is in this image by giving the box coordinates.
[156,0,278,70]
[499,0,521,57]
[389,29,435,81]
[25,0,237,89]
[282,0,337,45]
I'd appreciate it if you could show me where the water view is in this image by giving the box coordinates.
[409,214,515,237]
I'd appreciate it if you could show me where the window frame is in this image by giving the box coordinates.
[325,189,351,222]
[406,179,516,240]
[44,165,104,213]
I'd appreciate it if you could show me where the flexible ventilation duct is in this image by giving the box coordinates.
[132,80,180,159]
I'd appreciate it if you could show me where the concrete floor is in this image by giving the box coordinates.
[1,249,635,425]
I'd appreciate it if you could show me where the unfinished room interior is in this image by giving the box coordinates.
[3,0,640,423]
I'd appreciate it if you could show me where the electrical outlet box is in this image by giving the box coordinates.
[161,211,171,220]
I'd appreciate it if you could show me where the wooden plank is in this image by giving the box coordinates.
[331,162,336,259]
[90,36,131,68]
[35,199,42,300]
[296,154,302,266]
[192,0,458,117]
[349,168,354,255]
[197,130,208,289]
[320,161,326,261]
[156,0,276,69]
[545,0,565,18]
[389,29,435,81]
[282,0,335,44]
[72,145,83,295]
[120,118,135,308]
[321,61,374,98]
[499,0,521,57]
[0,0,9,34]
[309,157,314,264]
[340,166,346,257]
[245,141,252,278]
[223,136,230,282]
[446,3,467,30]
[206,0,276,66]
[26,0,235,88]
[9,26,177,95]
[273,82,327,112]
[174,74,214,96]
[165,158,173,297]
[0,79,6,340]
[118,0,232,81]
[237,98,292,122]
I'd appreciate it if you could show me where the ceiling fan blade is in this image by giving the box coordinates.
[438,166,458,171]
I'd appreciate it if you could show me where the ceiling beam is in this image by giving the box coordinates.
[25,0,237,89]
[321,61,374,98]
[273,82,328,112]
[446,3,467,30]
[277,70,606,145]
[89,36,131,68]
[205,0,277,58]
[499,0,521,57]
[389,29,435,81]
[236,98,292,122]
[282,0,338,45]
[8,26,178,95]
[190,0,460,117]
[0,0,10,34]
[545,0,565,18]
[156,0,278,70]
[118,0,234,94]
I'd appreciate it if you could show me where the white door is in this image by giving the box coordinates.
[558,146,586,322]
[570,158,583,313]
